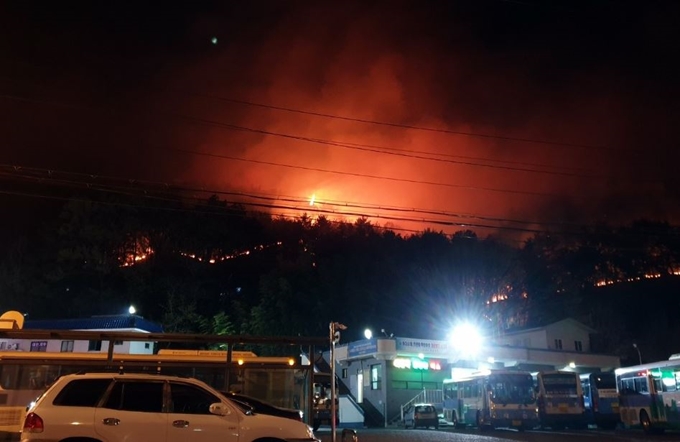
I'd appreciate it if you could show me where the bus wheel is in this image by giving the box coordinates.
[640,410,665,435]
[476,411,488,431]
[640,410,659,434]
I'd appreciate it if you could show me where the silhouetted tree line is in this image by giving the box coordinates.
[1,193,679,363]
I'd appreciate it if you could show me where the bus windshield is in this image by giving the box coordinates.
[593,374,616,390]
[541,373,578,395]
[489,373,535,404]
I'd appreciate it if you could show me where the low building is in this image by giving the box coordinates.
[0,314,162,354]
[328,317,620,428]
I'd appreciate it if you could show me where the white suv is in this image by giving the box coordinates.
[21,372,319,442]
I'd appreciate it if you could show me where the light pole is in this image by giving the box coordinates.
[329,321,347,442]
[633,343,642,365]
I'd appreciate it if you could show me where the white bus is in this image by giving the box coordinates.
[443,369,539,431]
[616,358,680,434]
[534,371,586,430]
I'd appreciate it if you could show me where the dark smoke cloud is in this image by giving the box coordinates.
[1,1,679,240]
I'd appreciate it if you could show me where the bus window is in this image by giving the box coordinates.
[0,365,19,389]
[634,377,648,394]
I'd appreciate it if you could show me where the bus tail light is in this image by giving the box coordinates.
[592,394,599,412]
[23,412,44,433]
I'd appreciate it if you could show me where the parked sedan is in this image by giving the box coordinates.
[404,403,439,429]
[222,391,304,422]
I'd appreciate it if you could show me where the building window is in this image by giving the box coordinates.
[114,340,123,346]
[144,343,150,349]
[574,340,583,352]
[88,340,102,351]
[61,340,74,352]
[341,368,347,379]
[554,339,563,350]
[30,341,47,352]
[370,364,381,390]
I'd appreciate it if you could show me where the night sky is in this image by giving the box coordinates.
[1,0,679,242]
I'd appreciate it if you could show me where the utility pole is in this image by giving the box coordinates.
[329,321,347,442]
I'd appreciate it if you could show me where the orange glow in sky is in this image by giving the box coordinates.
[3,2,676,245]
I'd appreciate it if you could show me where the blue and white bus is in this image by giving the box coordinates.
[534,371,586,430]
[580,372,620,429]
[443,370,539,431]
[616,358,680,434]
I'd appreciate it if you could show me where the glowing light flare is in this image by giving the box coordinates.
[309,194,316,206]
[449,323,483,356]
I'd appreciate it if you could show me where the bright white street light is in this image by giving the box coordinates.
[364,329,372,340]
[128,305,136,315]
[450,323,483,356]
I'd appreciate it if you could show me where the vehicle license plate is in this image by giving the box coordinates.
[558,404,568,412]
[512,420,522,426]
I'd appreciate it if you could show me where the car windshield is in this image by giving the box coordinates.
[222,396,254,414]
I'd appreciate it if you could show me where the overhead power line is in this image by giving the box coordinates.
[179,90,644,155]
[0,165,592,235]
[162,111,637,181]
[0,92,652,182]
[3,165,679,242]
[158,145,572,198]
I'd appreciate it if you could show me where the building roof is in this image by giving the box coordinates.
[498,317,596,337]
[24,315,163,333]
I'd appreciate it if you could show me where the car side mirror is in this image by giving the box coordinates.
[209,402,230,416]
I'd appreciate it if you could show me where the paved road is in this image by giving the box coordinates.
[316,427,680,442]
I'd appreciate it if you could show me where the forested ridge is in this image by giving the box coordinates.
[2,193,679,365]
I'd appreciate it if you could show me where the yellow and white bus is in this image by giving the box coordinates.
[443,369,539,431]
[534,371,586,430]
[0,349,301,437]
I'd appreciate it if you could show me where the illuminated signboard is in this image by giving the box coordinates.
[395,337,451,355]
[393,357,442,371]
